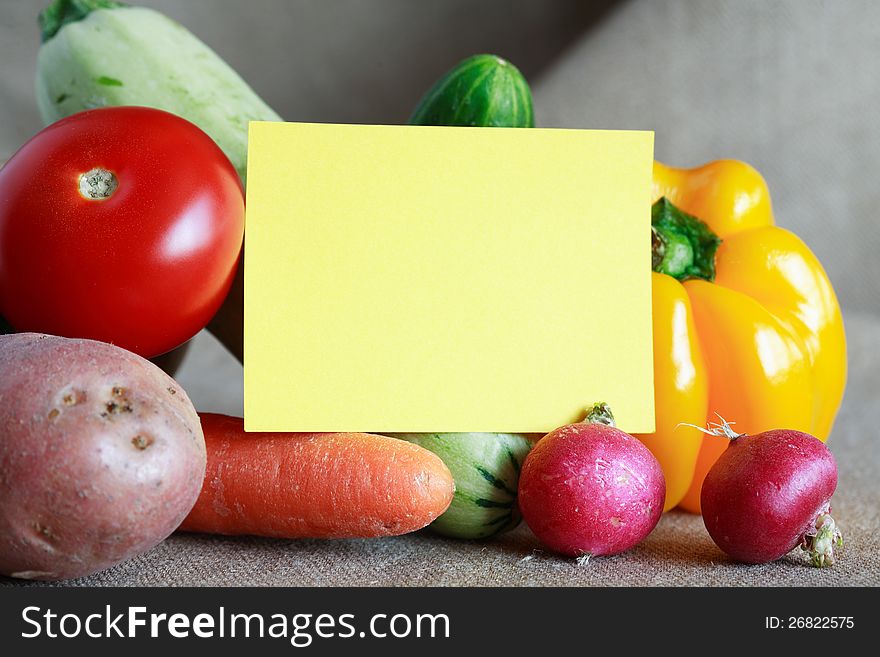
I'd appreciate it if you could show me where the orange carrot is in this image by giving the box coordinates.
[179,413,454,538]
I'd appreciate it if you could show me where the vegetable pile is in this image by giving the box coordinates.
[0,0,850,580]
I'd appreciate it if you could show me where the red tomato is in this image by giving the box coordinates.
[0,107,244,357]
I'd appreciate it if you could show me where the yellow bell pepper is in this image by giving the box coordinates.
[636,160,847,513]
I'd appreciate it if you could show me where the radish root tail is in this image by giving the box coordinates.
[801,507,843,568]
[677,414,744,440]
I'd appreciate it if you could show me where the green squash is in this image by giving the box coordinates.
[392,433,533,539]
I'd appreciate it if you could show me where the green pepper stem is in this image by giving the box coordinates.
[651,197,722,282]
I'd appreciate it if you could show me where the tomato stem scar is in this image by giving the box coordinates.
[78,167,117,200]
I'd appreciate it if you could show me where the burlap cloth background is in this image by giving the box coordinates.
[1,0,879,586]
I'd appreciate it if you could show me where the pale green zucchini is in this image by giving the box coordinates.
[36,0,281,184]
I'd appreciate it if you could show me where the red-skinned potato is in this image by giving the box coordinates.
[0,333,206,580]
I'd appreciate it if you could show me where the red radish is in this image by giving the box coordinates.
[518,404,666,557]
[697,419,842,567]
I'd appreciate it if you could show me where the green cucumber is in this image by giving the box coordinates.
[391,433,533,539]
[35,0,281,184]
[409,54,535,128]
[401,55,534,540]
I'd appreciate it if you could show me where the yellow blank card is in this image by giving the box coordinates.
[244,122,655,433]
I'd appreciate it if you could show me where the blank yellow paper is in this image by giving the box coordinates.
[244,122,655,433]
